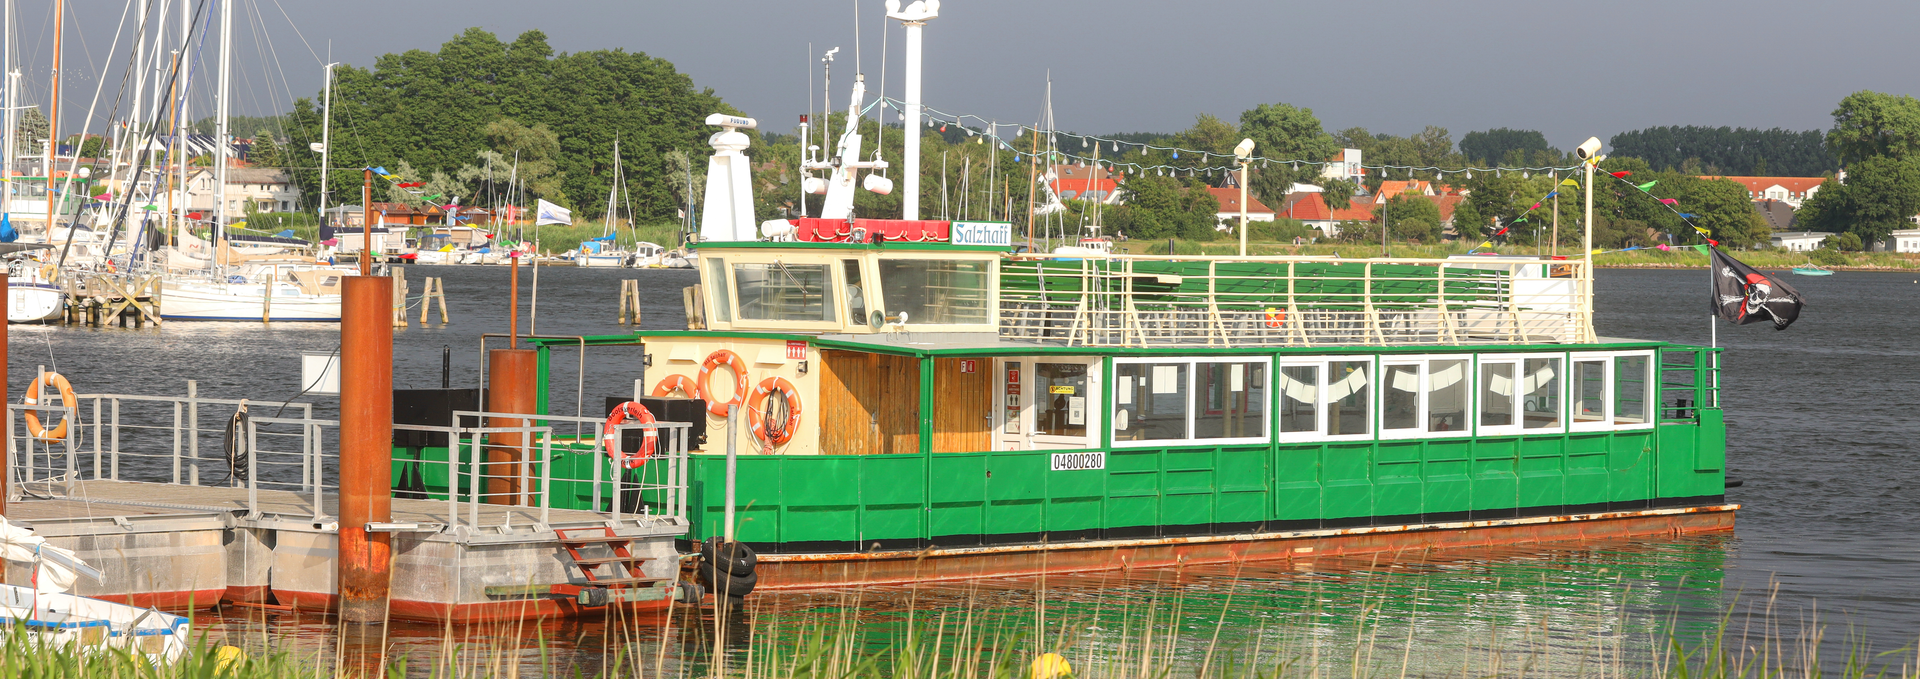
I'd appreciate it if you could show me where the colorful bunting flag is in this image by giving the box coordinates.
[372,166,390,176]
[1529,202,1541,211]
[1659,198,1678,205]
[1560,178,1579,186]
[1636,181,1658,191]
[1678,213,1699,219]
[1693,225,1711,235]
[1609,171,1631,178]
[1477,241,1493,249]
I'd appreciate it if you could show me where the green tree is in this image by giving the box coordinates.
[248,129,283,168]
[1459,129,1555,166]
[1237,102,1339,209]
[1610,125,1835,176]
[1827,91,1920,164]
[1799,155,1920,244]
[1375,194,1443,243]
[16,108,47,147]
[1107,175,1218,240]
[482,118,567,204]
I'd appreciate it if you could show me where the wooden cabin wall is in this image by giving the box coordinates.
[931,358,993,453]
[818,350,921,454]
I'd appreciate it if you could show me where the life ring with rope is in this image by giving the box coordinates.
[38,263,57,283]
[746,377,803,447]
[1263,307,1287,329]
[650,374,699,399]
[696,350,749,417]
[24,372,76,442]
[602,401,658,469]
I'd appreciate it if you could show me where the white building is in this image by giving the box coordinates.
[1879,229,1920,253]
[1770,231,1832,252]
[185,167,300,220]
[1319,148,1365,185]
[1709,176,1825,209]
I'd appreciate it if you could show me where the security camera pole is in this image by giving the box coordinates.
[886,0,939,221]
[1235,138,1254,256]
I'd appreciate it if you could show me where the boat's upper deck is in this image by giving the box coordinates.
[691,220,1593,349]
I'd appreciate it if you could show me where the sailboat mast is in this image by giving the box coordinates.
[318,62,334,230]
[47,0,61,226]
[603,137,617,237]
[174,0,190,251]
[3,0,13,219]
[213,0,230,259]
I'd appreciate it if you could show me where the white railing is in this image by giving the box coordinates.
[4,392,690,533]
[998,254,1595,348]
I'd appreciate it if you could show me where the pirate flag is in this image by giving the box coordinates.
[1710,247,1805,330]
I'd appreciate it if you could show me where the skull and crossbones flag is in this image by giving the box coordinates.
[1709,247,1805,330]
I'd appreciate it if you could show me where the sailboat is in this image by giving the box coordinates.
[577,138,633,267]
[156,8,343,321]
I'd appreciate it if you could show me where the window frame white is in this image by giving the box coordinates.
[1275,354,1375,443]
[1568,353,1614,433]
[1112,356,1271,448]
[1585,350,1658,431]
[1375,353,1476,441]
[1476,352,1568,436]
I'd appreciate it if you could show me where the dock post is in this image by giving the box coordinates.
[725,404,737,542]
[338,276,394,624]
[485,349,538,505]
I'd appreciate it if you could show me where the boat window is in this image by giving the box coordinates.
[1113,363,1189,441]
[1615,355,1650,424]
[705,257,731,322]
[1573,359,1607,423]
[1034,363,1089,438]
[842,260,868,323]
[1195,361,1265,439]
[1279,365,1318,434]
[1428,359,1469,433]
[1327,361,1370,436]
[1480,362,1515,428]
[1382,364,1420,431]
[733,262,835,323]
[878,259,990,325]
[1522,358,1561,429]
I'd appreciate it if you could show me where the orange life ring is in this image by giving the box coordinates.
[696,350,749,417]
[24,372,75,442]
[602,401,657,469]
[746,377,802,447]
[650,374,699,399]
[1263,307,1287,329]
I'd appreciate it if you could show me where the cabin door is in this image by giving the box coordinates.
[996,357,1102,451]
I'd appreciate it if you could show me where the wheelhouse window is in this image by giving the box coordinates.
[1034,363,1089,438]
[1522,357,1562,430]
[1195,361,1266,440]
[705,257,731,322]
[733,262,835,323]
[1113,363,1188,442]
[1614,355,1650,424]
[842,259,868,323]
[1114,358,1268,445]
[1327,360,1371,437]
[1279,365,1319,434]
[878,259,990,325]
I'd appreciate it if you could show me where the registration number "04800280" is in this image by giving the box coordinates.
[1050,452,1106,471]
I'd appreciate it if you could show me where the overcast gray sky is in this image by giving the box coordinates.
[12,0,1920,154]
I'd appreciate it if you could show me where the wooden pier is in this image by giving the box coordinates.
[60,273,162,327]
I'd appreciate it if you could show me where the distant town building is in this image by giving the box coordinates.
[1706,176,1826,209]
[1771,231,1832,252]
[1753,200,1796,231]
[1050,163,1124,203]
[1205,187,1275,227]
[1878,229,1920,253]
[1320,149,1365,185]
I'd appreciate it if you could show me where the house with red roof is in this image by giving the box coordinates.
[1704,176,1825,208]
[1206,187,1275,226]
[1049,163,1125,204]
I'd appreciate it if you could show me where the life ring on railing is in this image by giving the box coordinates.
[696,350,749,417]
[602,401,657,469]
[650,374,699,399]
[1263,307,1287,329]
[38,264,57,283]
[24,372,76,442]
[746,377,802,447]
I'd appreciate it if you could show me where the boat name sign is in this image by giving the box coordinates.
[951,221,1013,247]
[1051,451,1105,471]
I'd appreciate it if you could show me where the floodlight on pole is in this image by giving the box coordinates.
[1234,138,1254,256]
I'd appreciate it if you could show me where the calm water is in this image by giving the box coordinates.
[8,264,1918,675]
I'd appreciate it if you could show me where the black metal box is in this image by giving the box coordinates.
[393,388,480,447]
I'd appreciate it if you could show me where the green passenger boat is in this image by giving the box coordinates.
[392,220,1734,590]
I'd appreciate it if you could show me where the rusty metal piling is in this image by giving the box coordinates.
[338,276,393,623]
